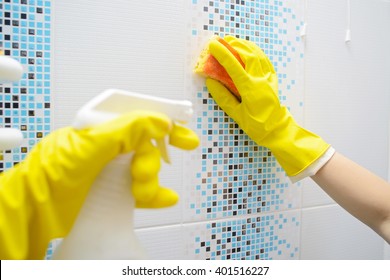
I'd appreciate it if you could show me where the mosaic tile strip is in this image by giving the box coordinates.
[185,0,304,260]
[0,0,51,172]
[186,211,300,260]
[187,0,303,220]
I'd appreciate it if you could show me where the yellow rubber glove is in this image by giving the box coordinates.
[204,36,331,178]
[131,123,199,208]
[0,111,199,259]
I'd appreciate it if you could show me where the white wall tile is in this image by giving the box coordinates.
[136,225,184,260]
[52,0,188,129]
[137,209,302,260]
[300,205,384,259]
[53,0,191,228]
[304,0,390,179]
[384,242,390,260]
[182,210,301,260]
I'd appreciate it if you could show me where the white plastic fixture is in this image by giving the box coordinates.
[345,0,352,43]
[300,0,308,39]
[0,55,23,84]
[0,55,24,151]
[0,128,23,151]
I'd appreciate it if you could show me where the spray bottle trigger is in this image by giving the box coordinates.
[156,137,170,164]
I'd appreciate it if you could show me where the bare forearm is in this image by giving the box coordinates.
[311,152,390,243]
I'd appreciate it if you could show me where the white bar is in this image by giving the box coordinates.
[2,260,390,280]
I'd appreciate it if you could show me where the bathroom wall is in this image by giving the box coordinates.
[301,0,390,259]
[1,0,389,259]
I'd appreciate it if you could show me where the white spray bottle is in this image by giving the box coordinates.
[53,89,193,259]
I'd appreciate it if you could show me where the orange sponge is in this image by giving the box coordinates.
[194,36,245,100]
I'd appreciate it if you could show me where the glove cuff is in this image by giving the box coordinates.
[262,119,332,179]
[289,146,335,183]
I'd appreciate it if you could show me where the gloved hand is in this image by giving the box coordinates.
[131,122,199,208]
[0,111,199,259]
[204,35,332,179]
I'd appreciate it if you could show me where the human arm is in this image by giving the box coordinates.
[0,111,199,259]
[312,152,390,243]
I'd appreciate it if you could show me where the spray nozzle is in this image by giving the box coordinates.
[73,89,194,163]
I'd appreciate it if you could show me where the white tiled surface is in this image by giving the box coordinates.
[304,0,390,179]
[300,0,390,259]
[51,0,390,259]
[137,209,301,260]
[52,0,188,129]
[136,225,185,260]
[384,243,390,260]
[53,0,192,229]
[300,205,384,259]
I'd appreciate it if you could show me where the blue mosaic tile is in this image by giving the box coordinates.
[192,213,300,260]
[188,0,303,259]
[0,0,51,171]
